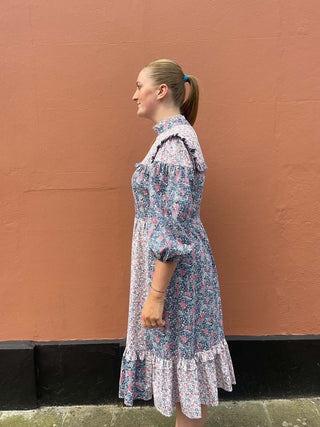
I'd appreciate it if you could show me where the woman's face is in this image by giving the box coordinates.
[132,68,159,120]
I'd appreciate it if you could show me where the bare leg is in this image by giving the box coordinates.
[175,402,208,427]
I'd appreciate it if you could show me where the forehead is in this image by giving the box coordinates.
[137,67,152,83]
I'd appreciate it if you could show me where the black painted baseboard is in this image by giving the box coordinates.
[0,336,319,410]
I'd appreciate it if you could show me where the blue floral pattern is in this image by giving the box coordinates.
[118,114,236,419]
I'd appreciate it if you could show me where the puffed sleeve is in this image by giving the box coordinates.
[147,136,197,263]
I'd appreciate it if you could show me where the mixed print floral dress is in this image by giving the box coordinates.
[118,114,236,419]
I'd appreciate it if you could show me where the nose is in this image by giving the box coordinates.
[132,89,138,101]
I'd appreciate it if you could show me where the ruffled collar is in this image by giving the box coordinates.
[152,114,189,135]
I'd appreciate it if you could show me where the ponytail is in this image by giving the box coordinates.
[180,75,199,126]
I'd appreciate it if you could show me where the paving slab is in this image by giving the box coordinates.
[264,398,320,427]
[0,407,65,426]
[206,400,271,427]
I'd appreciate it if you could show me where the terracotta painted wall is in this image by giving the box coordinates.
[1,1,319,341]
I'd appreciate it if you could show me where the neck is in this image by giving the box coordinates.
[151,105,181,125]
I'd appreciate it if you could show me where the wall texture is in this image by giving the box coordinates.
[1,0,319,341]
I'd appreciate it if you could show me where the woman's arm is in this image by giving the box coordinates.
[149,259,178,299]
[141,259,178,329]
[142,137,195,327]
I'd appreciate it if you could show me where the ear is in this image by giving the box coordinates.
[157,84,168,100]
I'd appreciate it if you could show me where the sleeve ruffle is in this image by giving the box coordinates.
[147,161,197,263]
[151,133,208,173]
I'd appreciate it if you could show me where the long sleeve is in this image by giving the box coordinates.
[147,137,197,263]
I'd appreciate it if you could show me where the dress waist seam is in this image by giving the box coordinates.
[134,216,202,223]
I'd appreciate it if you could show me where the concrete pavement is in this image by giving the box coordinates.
[0,397,319,426]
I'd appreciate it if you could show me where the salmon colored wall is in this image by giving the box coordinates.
[1,1,319,341]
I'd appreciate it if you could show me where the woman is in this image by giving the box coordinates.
[118,59,236,426]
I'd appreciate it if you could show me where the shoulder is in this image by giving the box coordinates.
[151,132,194,168]
[151,124,207,172]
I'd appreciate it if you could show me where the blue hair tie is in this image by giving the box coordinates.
[184,74,188,82]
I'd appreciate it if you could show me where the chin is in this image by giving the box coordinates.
[137,110,147,119]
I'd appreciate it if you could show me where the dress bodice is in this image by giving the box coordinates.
[131,114,208,223]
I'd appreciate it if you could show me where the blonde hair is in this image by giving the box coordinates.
[144,59,199,126]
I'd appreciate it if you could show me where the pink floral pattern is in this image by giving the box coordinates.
[118,114,236,419]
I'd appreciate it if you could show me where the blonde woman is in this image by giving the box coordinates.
[119,59,236,427]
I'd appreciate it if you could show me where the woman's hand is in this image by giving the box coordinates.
[141,291,166,329]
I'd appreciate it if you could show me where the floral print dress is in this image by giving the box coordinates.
[118,114,236,419]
